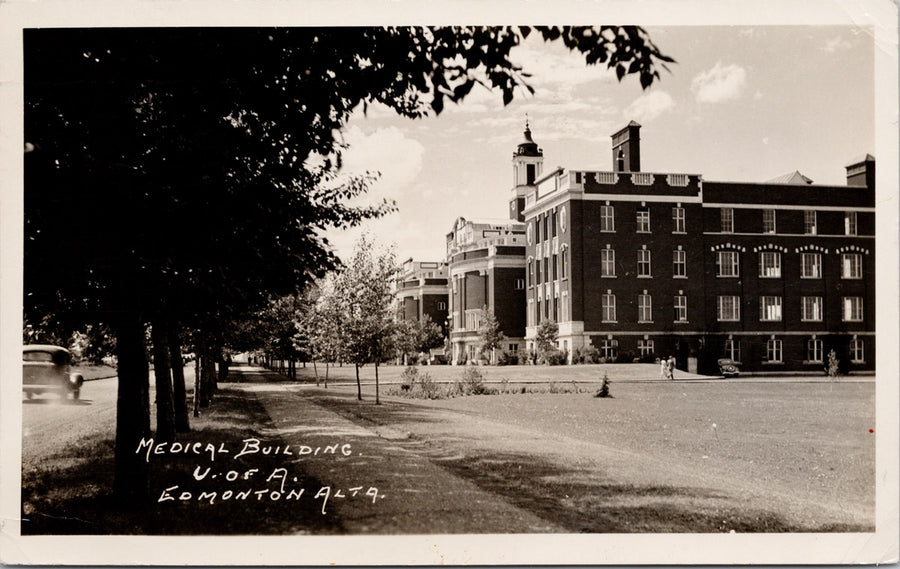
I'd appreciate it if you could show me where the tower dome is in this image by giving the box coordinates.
[514,121,543,157]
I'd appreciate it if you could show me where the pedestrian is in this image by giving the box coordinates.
[667,355,676,380]
[659,358,667,380]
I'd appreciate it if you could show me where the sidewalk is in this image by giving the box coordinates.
[228,366,563,534]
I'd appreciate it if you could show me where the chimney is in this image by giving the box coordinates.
[611,121,642,173]
[846,154,875,190]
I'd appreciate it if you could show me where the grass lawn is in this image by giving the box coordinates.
[293,362,707,383]
[318,379,876,531]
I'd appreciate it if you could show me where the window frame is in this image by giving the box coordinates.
[636,207,651,233]
[601,293,617,323]
[717,295,741,322]
[800,296,823,322]
[804,210,817,235]
[763,209,776,234]
[806,338,824,363]
[600,205,615,232]
[765,338,783,363]
[674,295,688,322]
[800,252,822,279]
[850,338,865,363]
[673,249,687,278]
[841,253,863,279]
[716,250,740,278]
[845,211,858,236]
[600,249,616,278]
[638,294,653,323]
[637,249,652,277]
[760,296,783,322]
[720,208,734,233]
[672,206,686,233]
[758,251,782,278]
[842,296,864,322]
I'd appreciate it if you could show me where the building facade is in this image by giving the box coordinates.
[446,216,527,364]
[521,122,875,374]
[394,258,450,333]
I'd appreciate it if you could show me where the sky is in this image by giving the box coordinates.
[325,25,875,263]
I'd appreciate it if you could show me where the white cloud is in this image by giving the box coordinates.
[823,36,853,53]
[691,62,747,103]
[340,125,425,192]
[623,90,675,123]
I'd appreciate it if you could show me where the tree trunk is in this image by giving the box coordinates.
[355,363,362,400]
[168,327,190,432]
[113,310,151,507]
[193,356,201,417]
[217,352,230,384]
[150,319,176,443]
[313,360,319,386]
[201,350,215,405]
[324,361,329,389]
[375,361,380,405]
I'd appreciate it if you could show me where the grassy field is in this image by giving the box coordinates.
[292,362,707,383]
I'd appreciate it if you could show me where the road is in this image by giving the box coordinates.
[22,369,193,472]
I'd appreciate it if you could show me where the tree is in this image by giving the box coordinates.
[478,307,506,365]
[24,26,672,505]
[339,235,398,404]
[393,314,445,364]
[535,319,559,356]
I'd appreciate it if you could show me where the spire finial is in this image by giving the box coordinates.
[525,113,530,130]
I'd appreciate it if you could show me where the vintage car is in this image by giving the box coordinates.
[717,358,741,378]
[23,345,83,400]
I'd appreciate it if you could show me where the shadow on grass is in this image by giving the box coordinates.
[306,393,873,534]
[22,388,343,535]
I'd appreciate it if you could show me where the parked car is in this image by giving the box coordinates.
[717,358,740,378]
[23,345,83,400]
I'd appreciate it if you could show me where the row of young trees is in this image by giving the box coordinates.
[24,26,672,506]
[250,235,445,402]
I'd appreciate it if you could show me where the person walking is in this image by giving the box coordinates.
[659,358,667,380]
[667,355,676,380]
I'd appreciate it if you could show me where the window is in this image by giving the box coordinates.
[720,208,734,233]
[760,296,783,321]
[599,338,618,360]
[845,211,858,236]
[527,260,533,287]
[672,206,685,233]
[804,211,817,235]
[717,296,740,321]
[636,208,651,233]
[759,252,782,278]
[526,163,536,185]
[850,338,865,363]
[544,258,549,286]
[637,249,652,277]
[766,338,783,363]
[601,293,616,322]
[716,251,740,277]
[551,254,558,281]
[674,295,688,322]
[723,339,741,362]
[561,249,568,279]
[551,211,557,238]
[464,309,481,331]
[638,294,652,322]
[536,258,542,284]
[801,253,822,279]
[841,253,863,279]
[807,339,824,363]
[515,279,525,290]
[437,301,447,311]
[508,343,519,353]
[601,205,615,232]
[534,218,541,243]
[543,216,549,242]
[801,296,823,322]
[763,209,776,234]
[842,297,864,321]
[638,338,654,357]
[673,250,686,278]
[601,249,616,277]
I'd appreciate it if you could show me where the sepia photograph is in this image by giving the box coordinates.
[1,1,897,566]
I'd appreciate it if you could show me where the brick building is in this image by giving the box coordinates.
[521,122,875,374]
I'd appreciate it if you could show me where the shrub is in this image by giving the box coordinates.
[825,349,840,380]
[497,350,519,366]
[595,372,612,398]
[400,366,419,390]
[462,366,488,395]
[540,348,568,366]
